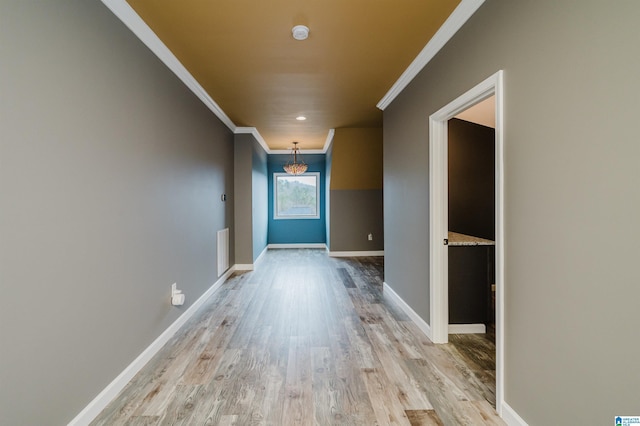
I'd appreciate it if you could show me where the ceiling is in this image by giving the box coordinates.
[119,0,468,150]
[455,96,496,128]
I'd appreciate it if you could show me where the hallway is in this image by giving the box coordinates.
[92,250,501,425]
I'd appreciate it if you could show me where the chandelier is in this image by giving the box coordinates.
[283,142,308,175]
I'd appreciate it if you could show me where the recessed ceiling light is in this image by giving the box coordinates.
[292,25,309,41]
[296,116,307,121]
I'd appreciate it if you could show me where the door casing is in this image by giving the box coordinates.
[428,70,505,415]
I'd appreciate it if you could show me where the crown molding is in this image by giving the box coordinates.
[376,0,485,110]
[101,0,236,131]
[235,127,332,155]
[235,127,271,153]
[269,149,326,155]
[323,129,335,152]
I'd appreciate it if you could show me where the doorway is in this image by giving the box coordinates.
[428,71,505,415]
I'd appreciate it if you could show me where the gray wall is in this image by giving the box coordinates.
[448,118,495,240]
[234,134,268,264]
[0,1,234,424]
[234,135,254,264]
[383,0,640,424]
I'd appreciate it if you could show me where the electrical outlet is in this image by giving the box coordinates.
[171,283,185,306]
[368,233,373,241]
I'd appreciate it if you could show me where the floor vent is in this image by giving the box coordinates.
[217,228,229,277]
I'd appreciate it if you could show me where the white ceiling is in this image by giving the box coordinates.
[455,95,495,128]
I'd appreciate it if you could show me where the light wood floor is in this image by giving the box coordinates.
[92,249,503,425]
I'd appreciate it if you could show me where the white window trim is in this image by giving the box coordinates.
[273,172,320,220]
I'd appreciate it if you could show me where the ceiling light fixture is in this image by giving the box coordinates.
[292,25,309,41]
[283,142,308,175]
[296,115,307,121]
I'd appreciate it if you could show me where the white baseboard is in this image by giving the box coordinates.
[234,264,254,271]
[234,245,269,272]
[254,245,268,265]
[328,250,384,257]
[267,243,327,249]
[383,282,432,341]
[501,401,529,426]
[448,323,486,334]
[68,266,237,426]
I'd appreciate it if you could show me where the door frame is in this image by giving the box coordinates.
[428,70,505,414]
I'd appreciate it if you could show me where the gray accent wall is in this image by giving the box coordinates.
[1,1,234,424]
[330,190,384,252]
[383,1,640,424]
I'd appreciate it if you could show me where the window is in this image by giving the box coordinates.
[274,172,320,219]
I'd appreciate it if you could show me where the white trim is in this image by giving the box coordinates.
[254,245,268,265]
[235,129,333,155]
[100,0,236,132]
[428,70,505,416]
[234,264,254,271]
[428,109,450,345]
[234,127,332,155]
[501,402,529,426]
[494,71,506,420]
[269,149,326,155]
[323,129,335,152]
[231,246,268,273]
[235,127,269,154]
[216,228,230,277]
[273,172,321,220]
[267,243,327,249]
[448,323,486,334]
[328,250,384,257]
[383,282,432,341]
[377,0,486,110]
[68,266,237,426]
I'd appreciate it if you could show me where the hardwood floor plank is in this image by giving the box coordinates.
[337,267,357,288]
[282,336,313,425]
[327,326,379,425]
[217,415,239,425]
[406,409,445,426]
[361,367,410,425]
[180,315,239,385]
[157,384,203,425]
[365,323,433,410]
[441,336,496,407]
[124,416,160,426]
[310,346,335,425]
[343,315,379,369]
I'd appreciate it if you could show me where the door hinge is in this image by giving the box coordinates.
[443,238,448,246]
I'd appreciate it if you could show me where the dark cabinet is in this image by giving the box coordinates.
[448,233,494,325]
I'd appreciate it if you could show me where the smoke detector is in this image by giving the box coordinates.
[292,25,309,41]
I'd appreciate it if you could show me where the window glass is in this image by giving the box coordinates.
[274,172,320,219]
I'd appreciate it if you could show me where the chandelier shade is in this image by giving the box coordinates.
[283,142,308,175]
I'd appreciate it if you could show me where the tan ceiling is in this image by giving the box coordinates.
[126,0,461,150]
